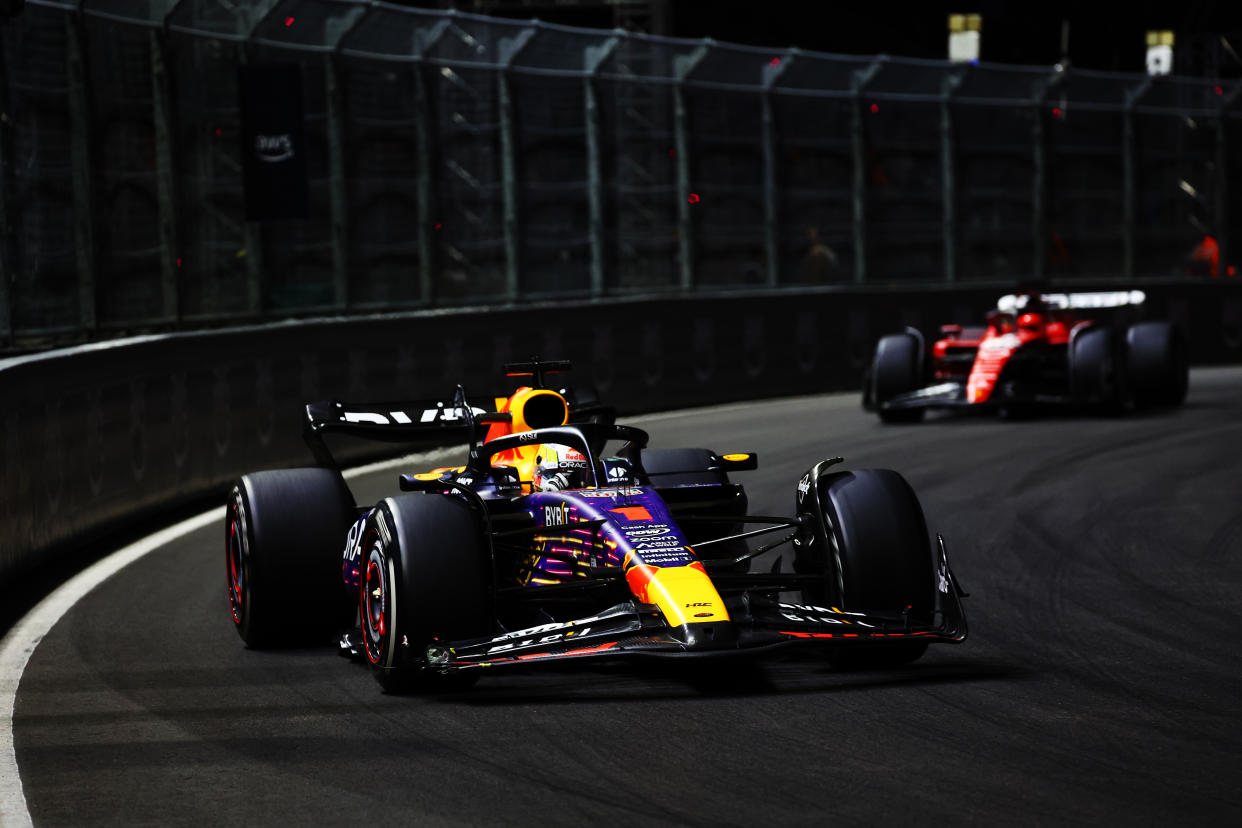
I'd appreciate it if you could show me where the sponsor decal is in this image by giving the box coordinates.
[722,453,750,462]
[488,630,590,654]
[997,290,1144,313]
[342,405,487,426]
[375,509,392,546]
[343,515,367,564]
[980,333,1021,352]
[777,601,875,628]
[254,133,294,163]
[544,504,571,526]
[481,614,619,654]
[610,506,652,522]
[581,488,643,498]
[624,525,671,538]
[635,549,693,564]
[781,601,863,616]
[694,612,714,618]
[633,538,683,549]
[418,405,486,423]
[797,474,811,497]
[685,602,712,608]
[519,431,539,442]
[780,610,847,625]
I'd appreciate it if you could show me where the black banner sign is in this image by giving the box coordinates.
[238,62,308,221]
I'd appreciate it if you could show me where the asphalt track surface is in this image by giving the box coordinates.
[10,367,1242,825]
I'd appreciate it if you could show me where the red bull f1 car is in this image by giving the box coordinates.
[226,360,967,692]
[863,291,1189,422]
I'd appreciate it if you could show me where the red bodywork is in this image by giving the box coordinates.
[932,307,1085,404]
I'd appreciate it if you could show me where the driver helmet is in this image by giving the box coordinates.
[533,445,589,492]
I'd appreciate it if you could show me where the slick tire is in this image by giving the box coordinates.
[806,469,933,668]
[871,333,925,424]
[360,494,491,694]
[1070,325,1124,411]
[226,468,356,649]
[1126,321,1188,407]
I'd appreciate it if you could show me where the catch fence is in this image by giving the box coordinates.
[1,0,1239,345]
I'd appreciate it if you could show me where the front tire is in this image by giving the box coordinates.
[871,333,925,423]
[803,468,934,668]
[1070,325,1125,411]
[226,468,355,648]
[361,494,492,693]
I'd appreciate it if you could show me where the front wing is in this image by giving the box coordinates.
[417,540,968,674]
[880,380,1078,411]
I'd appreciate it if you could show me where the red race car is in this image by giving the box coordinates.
[863,291,1189,422]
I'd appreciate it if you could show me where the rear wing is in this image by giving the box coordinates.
[303,397,495,467]
[997,290,1146,313]
[302,390,615,468]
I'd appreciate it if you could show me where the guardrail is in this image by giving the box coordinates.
[2,282,1240,589]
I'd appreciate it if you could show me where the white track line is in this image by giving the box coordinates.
[0,509,222,828]
[0,445,464,828]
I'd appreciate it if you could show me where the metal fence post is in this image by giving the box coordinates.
[151,28,181,322]
[0,33,13,343]
[1122,77,1152,281]
[411,18,450,307]
[497,27,536,303]
[850,59,883,285]
[238,4,285,318]
[1216,85,1239,274]
[1031,69,1061,284]
[940,72,963,284]
[325,56,349,310]
[761,50,793,287]
[413,66,434,306]
[1216,116,1228,275]
[584,35,620,298]
[673,40,710,292]
[324,9,370,312]
[66,12,97,332]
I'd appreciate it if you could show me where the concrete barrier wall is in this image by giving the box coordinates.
[2,282,1239,588]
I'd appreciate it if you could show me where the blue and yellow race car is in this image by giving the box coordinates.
[226,359,967,692]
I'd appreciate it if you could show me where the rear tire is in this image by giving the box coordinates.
[361,495,492,693]
[1126,322,1188,407]
[803,469,933,668]
[226,468,355,649]
[871,333,925,423]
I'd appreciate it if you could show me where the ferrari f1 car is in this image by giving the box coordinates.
[863,290,1189,422]
[226,359,967,692]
